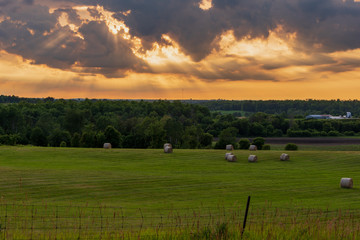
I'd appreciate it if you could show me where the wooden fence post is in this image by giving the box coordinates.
[241,196,251,238]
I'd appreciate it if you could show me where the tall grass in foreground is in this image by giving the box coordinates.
[0,203,360,239]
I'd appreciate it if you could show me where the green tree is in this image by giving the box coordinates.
[80,131,96,148]
[64,109,84,134]
[200,133,213,148]
[30,127,47,146]
[182,126,203,149]
[164,117,183,147]
[249,112,269,124]
[232,119,249,137]
[239,138,251,149]
[285,143,298,151]
[214,127,238,149]
[104,125,122,148]
[36,113,59,136]
[249,123,266,136]
[96,131,106,148]
[2,105,25,134]
[0,134,20,146]
[323,122,334,133]
[144,119,166,148]
[71,133,81,147]
[48,129,71,147]
[252,137,265,150]
[95,114,118,131]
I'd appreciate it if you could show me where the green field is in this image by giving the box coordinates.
[211,110,246,116]
[1,146,360,239]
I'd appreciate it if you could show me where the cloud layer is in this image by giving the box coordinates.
[1,0,360,82]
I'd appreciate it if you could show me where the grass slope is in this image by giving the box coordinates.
[0,146,360,211]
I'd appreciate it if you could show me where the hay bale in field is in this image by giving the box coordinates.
[226,144,234,151]
[280,153,290,161]
[103,143,112,149]
[164,146,173,153]
[164,143,173,153]
[164,143,172,148]
[248,155,257,162]
[249,145,257,151]
[340,178,353,189]
[225,152,233,160]
[226,154,237,162]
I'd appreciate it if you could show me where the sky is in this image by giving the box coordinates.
[1,0,360,100]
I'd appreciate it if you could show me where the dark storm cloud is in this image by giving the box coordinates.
[86,0,360,61]
[0,0,11,7]
[108,0,224,61]
[270,0,360,53]
[313,56,360,73]
[0,0,146,75]
[2,1,57,33]
[76,21,147,76]
[23,0,34,5]
[106,0,275,61]
[0,0,80,68]
[0,19,81,68]
[1,0,360,79]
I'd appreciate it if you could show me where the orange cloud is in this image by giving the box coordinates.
[2,1,360,100]
[2,48,360,100]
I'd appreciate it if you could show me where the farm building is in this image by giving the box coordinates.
[306,112,352,120]
[305,115,331,119]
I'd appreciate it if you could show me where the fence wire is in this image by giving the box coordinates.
[0,204,360,239]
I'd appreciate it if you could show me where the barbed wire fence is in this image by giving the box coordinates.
[0,203,360,239]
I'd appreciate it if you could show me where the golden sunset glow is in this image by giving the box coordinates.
[1,0,360,100]
[139,35,192,66]
[199,0,213,10]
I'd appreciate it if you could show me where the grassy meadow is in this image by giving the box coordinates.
[1,145,360,239]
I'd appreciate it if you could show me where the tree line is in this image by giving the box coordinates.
[0,99,213,148]
[4,96,360,117]
[190,99,360,117]
[1,96,360,148]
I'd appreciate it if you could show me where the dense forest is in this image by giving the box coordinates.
[189,99,360,117]
[1,95,360,149]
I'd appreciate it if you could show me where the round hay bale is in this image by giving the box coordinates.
[248,155,257,162]
[280,153,290,161]
[225,152,233,160]
[340,178,353,189]
[164,143,172,148]
[226,154,237,162]
[164,146,173,153]
[226,144,234,151]
[249,145,257,151]
[103,143,112,149]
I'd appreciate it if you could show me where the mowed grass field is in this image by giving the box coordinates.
[0,145,360,210]
[1,146,360,239]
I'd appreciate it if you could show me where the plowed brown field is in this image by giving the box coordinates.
[260,137,360,145]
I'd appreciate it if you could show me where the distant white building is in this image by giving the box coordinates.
[306,112,352,120]
[329,116,343,119]
[305,115,331,119]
